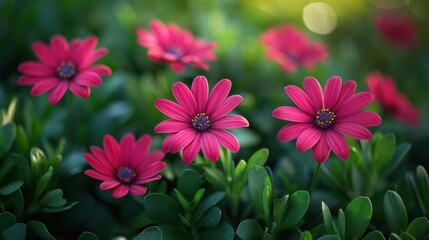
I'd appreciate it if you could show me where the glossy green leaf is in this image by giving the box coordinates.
[26,220,55,240]
[177,169,202,200]
[178,214,193,228]
[245,148,269,178]
[384,190,408,233]
[200,221,234,240]
[399,232,415,240]
[415,166,429,217]
[133,226,162,240]
[10,189,24,219]
[2,223,26,240]
[1,97,17,125]
[0,122,16,158]
[248,165,272,219]
[237,219,264,240]
[0,212,16,233]
[41,201,78,213]
[40,189,67,208]
[158,225,188,240]
[345,196,373,239]
[317,235,341,240]
[322,202,335,234]
[262,184,272,221]
[204,167,225,190]
[273,195,289,226]
[14,125,29,155]
[389,233,401,240]
[173,189,190,209]
[196,207,222,228]
[380,143,411,180]
[192,188,206,207]
[299,231,313,240]
[0,181,23,195]
[278,191,310,230]
[193,191,225,221]
[35,167,53,200]
[338,209,346,240]
[405,217,429,239]
[78,231,99,240]
[144,193,181,225]
[361,231,385,240]
[30,147,48,180]
[373,133,395,171]
[220,148,234,185]
[234,160,247,182]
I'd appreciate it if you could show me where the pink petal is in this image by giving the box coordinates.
[90,146,117,170]
[323,76,342,109]
[206,79,231,116]
[138,162,166,178]
[296,127,322,152]
[17,76,44,85]
[120,134,135,167]
[32,42,57,67]
[100,180,121,190]
[210,95,243,120]
[129,185,148,196]
[201,132,220,162]
[312,133,331,163]
[30,78,59,96]
[211,115,249,129]
[154,119,190,133]
[111,185,129,198]
[139,151,165,167]
[50,35,69,60]
[337,111,381,126]
[154,99,192,121]
[182,133,202,164]
[325,130,350,160]
[133,135,151,158]
[332,80,356,112]
[277,122,313,141]
[333,123,372,140]
[167,128,197,153]
[161,134,175,153]
[210,129,240,152]
[75,36,98,67]
[150,20,170,48]
[69,82,90,98]
[170,63,185,73]
[18,61,54,77]
[303,76,323,110]
[272,106,313,122]
[87,65,112,76]
[172,82,198,115]
[135,175,162,185]
[191,76,209,113]
[103,135,122,168]
[284,85,316,115]
[47,81,68,104]
[84,153,112,175]
[81,48,109,68]
[335,92,374,117]
[74,71,102,86]
[84,169,115,181]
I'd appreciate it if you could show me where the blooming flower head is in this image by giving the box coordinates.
[154,75,249,164]
[366,72,419,126]
[273,76,381,163]
[84,134,166,198]
[374,13,418,51]
[17,35,111,104]
[261,25,327,73]
[135,20,217,73]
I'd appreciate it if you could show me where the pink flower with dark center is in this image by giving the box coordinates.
[366,72,419,127]
[374,13,418,51]
[17,35,111,105]
[261,25,327,73]
[273,76,381,163]
[84,134,166,198]
[154,75,249,164]
[135,20,217,73]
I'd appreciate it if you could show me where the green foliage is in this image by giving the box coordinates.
[407,165,429,218]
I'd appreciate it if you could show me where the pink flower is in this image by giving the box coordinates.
[17,35,111,105]
[84,134,166,198]
[135,20,217,73]
[273,76,381,163]
[366,72,419,127]
[374,13,418,51]
[261,25,327,73]
[154,75,249,164]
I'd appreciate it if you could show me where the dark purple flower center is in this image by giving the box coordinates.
[116,166,136,184]
[314,108,335,129]
[56,60,77,80]
[166,47,183,58]
[192,113,211,131]
[285,52,300,64]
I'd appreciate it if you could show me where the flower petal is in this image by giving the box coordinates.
[172,82,198,115]
[87,65,112,76]
[30,78,59,96]
[333,123,372,140]
[336,92,374,117]
[69,82,90,98]
[90,146,116,171]
[210,129,239,152]
[84,153,113,176]
[18,61,54,77]
[82,48,109,68]
[155,99,192,121]
[161,134,175,153]
[119,134,135,167]
[211,115,249,129]
[277,122,314,141]
[135,175,162,185]
[47,81,68,104]
[100,180,121,190]
[50,35,69,60]
[191,75,209,113]
[303,76,323,110]
[154,119,190,133]
[111,185,129,198]
[272,106,313,122]
[312,133,331,163]
[129,185,148,196]
[17,76,44,86]
[284,85,316,115]
[133,135,152,160]
[210,95,243,120]
[103,135,122,168]
[206,79,231,116]
[32,42,57,67]
[167,128,197,153]
[324,76,342,109]
[325,130,350,160]
[84,169,115,181]
[201,132,220,162]
[182,133,202,164]
[296,127,322,152]
[74,71,102,86]
[75,36,98,67]
[332,80,356,112]
[337,111,381,126]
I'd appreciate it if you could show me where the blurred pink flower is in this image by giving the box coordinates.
[374,13,418,50]
[17,35,111,105]
[273,76,381,163]
[261,25,327,73]
[135,20,217,73]
[84,134,166,198]
[366,72,419,126]
[154,75,249,164]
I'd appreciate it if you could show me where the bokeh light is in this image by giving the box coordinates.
[303,2,337,35]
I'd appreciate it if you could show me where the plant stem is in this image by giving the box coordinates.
[309,163,322,195]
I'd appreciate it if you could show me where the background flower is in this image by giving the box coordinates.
[17,35,111,104]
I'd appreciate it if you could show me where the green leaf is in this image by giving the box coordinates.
[373,133,395,171]
[177,169,202,200]
[26,220,55,240]
[338,209,346,240]
[234,160,247,183]
[389,233,401,240]
[383,190,408,233]
[237,219,264,240]
[133,226,162,240]
[192,188,206,207]
[193,191,225,221]
[1,97,17,125]
[0,181,23,195]
[345,196,373,239]
[277,191,310,230]
[39,189,67,208]
[0,212,16,233]
[245,148,269,178]
[10,189,24,219]
[30,147,48,180]
[322,202,335,234]
[399,232,415,240]
[204,167,225,190]
[361,231,385,240]
[0,122,17,158]
[158,225,188,240]
[317,235,341,240]
[380,143,411,180]
[262,184,272,221]
[173,189,190,209]
[405,217,429,239]
[200,221,234,240]
[144,193,181,225]
[248,166,272,219]
[35,167,53,200]
[415,166,429,217]
[273,195,289,227]
[78,231,99,240]
[14,125,29,155]
[299,231,313,240]
[41,201,78,213]
[196,207,222,228]
[2,223,26,240]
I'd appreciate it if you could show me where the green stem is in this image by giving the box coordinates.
[308,163,322,195]
[65,92,73,141]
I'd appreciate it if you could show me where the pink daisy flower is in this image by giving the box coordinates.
[84,134,166,198]
[273,76,381,163]
[154,75,249,164]
[261,25,327,73]
[374,13,418,51]
[366,72,419,127]
[17,35,111,105]
[135,20,217,73]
